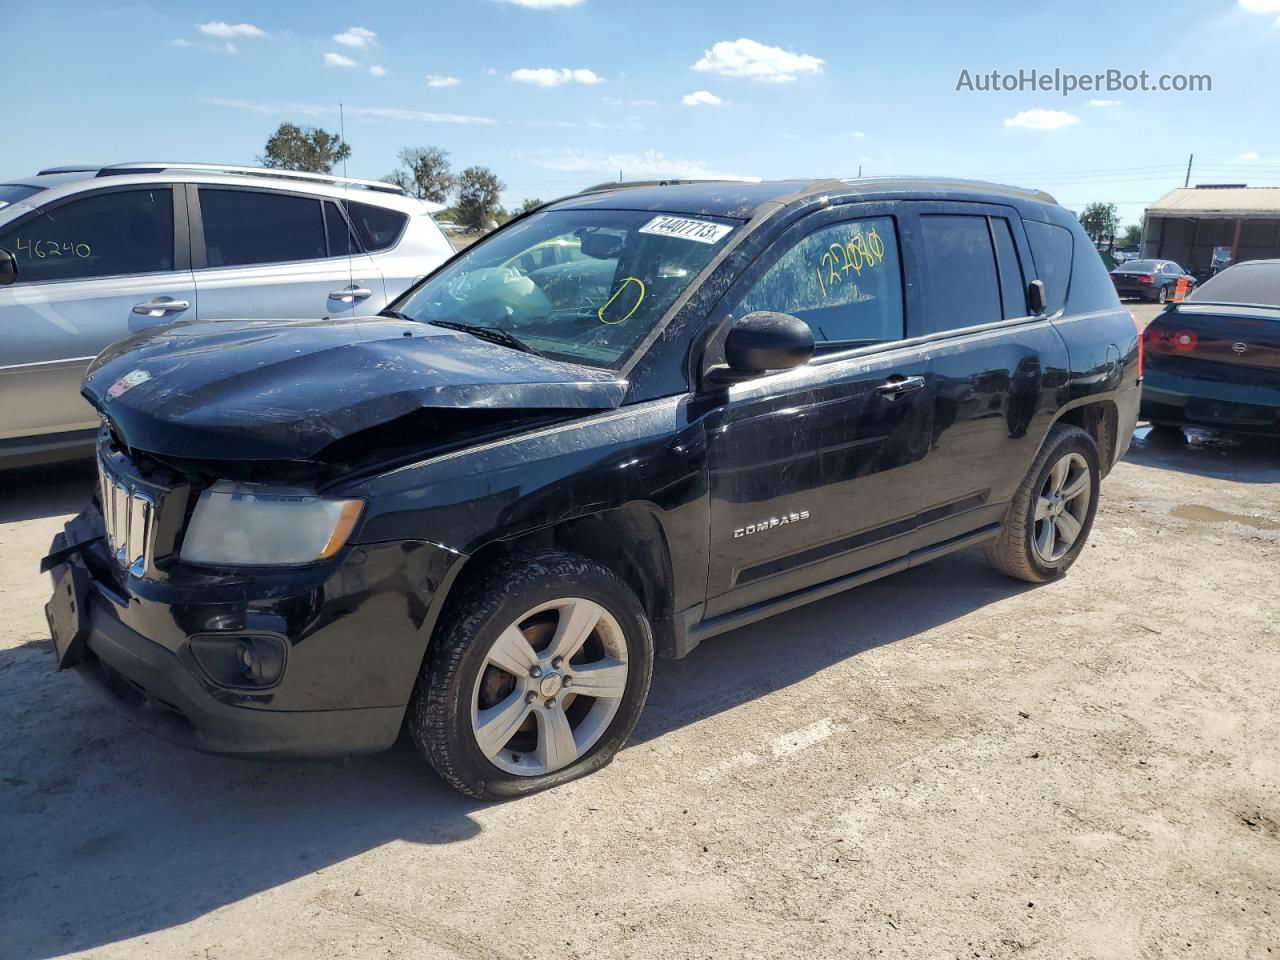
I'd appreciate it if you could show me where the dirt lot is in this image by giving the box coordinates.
[2,386,1278,956]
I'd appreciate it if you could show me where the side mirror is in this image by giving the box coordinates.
[708,311,814,385]
[0,248,17,286]
[1027,279,1047,316]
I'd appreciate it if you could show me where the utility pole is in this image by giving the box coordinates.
[1184,153,1193,188]
[857,164,862,179]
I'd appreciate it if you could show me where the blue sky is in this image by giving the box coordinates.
[5,0,1280,226]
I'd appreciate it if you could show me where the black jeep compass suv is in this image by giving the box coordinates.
[44,178,1141,799]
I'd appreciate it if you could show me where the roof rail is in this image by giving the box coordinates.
[36,165,102,175]
[88,162,406,195]
[577,176,760,196]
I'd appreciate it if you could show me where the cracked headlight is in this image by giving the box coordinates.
[181,481,364,566]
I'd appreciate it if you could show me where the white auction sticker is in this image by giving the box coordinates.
[638,215,733,244]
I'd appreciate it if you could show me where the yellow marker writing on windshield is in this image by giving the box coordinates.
[598,276,646,324]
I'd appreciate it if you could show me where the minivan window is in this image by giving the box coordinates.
[199,189,326,268]
[991,218,1027,320]
[1024,220,1073,314]
[915,214,1002,335]
[345,201,408,252]
[738,217,904,348]
[0,188,174,284]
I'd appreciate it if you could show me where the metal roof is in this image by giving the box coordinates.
[1147,186,1280,218]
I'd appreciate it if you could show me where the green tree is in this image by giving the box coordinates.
[456,166,505,230]
[260,123,351,173]
[384,146,455,203]
[517,197,543,215]
[1079,202,1120,245]
[1119,223,1143,247]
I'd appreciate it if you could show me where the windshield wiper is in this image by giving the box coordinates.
[377,308,416,322]
[426,319,544,357]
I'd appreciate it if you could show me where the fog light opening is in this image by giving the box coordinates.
[190,633,287,689]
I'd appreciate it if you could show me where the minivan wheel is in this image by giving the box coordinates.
[985,424,1101,583]
[407,548,654,800]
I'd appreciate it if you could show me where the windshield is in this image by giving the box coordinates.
[396,208,739,368]
[1191,261,1280,307]
[0,184,43,211]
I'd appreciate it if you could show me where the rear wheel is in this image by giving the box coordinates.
[407,548,654,800]
[1157,285,1169,303]
[985,424,1101,583]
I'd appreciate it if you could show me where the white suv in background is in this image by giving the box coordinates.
[0,162,454,467]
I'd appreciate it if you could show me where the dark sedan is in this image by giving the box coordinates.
[1141,259,1280,436]
[1111,259,1196,303]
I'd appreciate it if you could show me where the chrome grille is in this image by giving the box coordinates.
[97,458,155,576]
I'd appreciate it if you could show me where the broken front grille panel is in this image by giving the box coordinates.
[98,457,155,577]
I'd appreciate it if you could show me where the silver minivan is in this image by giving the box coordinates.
[0,162,454,467]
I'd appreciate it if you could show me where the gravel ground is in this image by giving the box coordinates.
[2,413,1277,959]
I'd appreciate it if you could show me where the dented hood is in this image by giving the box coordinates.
[83,317,627,461]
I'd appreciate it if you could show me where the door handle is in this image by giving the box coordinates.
[329,286,373,303]
[875,375,926,399]
[132,298,190,316]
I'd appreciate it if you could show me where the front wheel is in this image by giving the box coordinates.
[407,549,654,800]
[985,424,1101,583]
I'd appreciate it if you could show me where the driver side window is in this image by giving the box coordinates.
[738,216,904,348]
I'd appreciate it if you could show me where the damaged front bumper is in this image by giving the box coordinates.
[43,503,465,759]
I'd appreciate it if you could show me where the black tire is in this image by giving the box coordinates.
[407,548,654,800]
[985,424,1102,584]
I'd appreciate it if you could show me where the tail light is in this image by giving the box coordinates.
[1172,330,1198,352]
[1137,274,1154,284]
[1131,311,1144,379]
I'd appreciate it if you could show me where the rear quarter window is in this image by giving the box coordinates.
[346,201,408,252]
[1023,220,1074,314]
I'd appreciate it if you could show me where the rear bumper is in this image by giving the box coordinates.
[1141,375,1280,434]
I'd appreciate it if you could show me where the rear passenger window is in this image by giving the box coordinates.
[199,189,326,268]
[738,217,904,347]
[345,201,408,252]
[991,218,1027,319]
[915,215,1002,335]
[0,188,173,283]
[324,201,358,258]
[1023,220,1074,315]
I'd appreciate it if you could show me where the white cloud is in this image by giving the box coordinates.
[510,67,605,87]
[497,0,587,6]
[197,21,264,38]
[692,38,823,83]
[426,74,461,87]
[324,52,357,68]
[201,96,496,125]
[681,90,722,107]
[334,26,376,48]
[369,64,387,77]
[1238,0,1280,11]
[1088,98,1121,107]
[602,96,657,107]
[846,130,867,138]
[529,148,753,180]
[1003,108,1080,131]
[1238,150,1261,161]
[171,38,191,47]
[224,42,238,54]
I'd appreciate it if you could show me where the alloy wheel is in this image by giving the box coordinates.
[1032,452,1092,564]
[470,597,629,776]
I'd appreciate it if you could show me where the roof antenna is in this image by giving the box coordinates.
[340,102,356,318]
